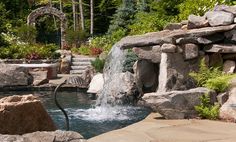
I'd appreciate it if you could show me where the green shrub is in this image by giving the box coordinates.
[189,58,222,87]
[16,24,37,44]
[123,51,138,73]
[189,58,234,93]
[0,44,59,59]
[204,75,236,93]
[78,44,91,55]
[195,93,220,120]
[71,47,80,54]
[91,58,105,73]
[65,29,87,48]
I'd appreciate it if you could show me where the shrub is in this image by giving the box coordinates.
[195,93,220,120]
[189,58,234,93]
[204,75,236,93]
[91,58,105,73]
[0,43,60,59]
[123,51,138,73]
[90,47,103,56]
[78,44,91,55]
[16,24,37,44]
[129,12,167,35]
[189,58,222,87]
[65,29,87,48]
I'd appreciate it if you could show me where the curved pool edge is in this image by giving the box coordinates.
[87,113,236,142]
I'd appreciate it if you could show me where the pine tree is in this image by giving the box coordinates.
[107,0,136,34]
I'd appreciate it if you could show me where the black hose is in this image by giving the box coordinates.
[53,81,70,131]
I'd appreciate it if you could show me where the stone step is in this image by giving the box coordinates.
[71,62,91,66]
[71,66,88,70]
[70,70,84,74]
[72,58,95,62]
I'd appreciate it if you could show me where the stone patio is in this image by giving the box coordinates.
[88,113,236,142]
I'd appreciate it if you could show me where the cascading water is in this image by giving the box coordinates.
[74,45,141,122]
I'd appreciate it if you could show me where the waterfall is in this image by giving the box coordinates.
[73,45,144,122]
[95,45,127,106]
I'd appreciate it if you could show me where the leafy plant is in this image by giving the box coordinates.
[189,59,222,87]
[123,51,138,73]
[16,24,37,44]
[189,58,235,93]
[91,58,105,73]
[78,44,91,55]
[204,75,236,93]
[195,93,220,120]
[90,47,103,56]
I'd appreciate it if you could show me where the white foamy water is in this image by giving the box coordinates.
[96,45,127,106]
[67,106,143,122]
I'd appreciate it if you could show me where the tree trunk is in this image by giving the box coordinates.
[79,0,85,31]
[90,0,94,36]
[72,0,78,31]
[60,0,63,12]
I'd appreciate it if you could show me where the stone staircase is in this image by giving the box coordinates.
[70,55,95,75]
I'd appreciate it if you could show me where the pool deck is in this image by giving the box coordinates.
[88,113,236,142]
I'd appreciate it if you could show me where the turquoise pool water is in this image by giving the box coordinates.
[0,91,150,139]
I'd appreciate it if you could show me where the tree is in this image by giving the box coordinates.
[79,0,85,30]
[90,0,94,35]
[107,0,136,34]
[72,0,78,31]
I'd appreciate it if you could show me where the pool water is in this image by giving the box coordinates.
[0,91,150,139]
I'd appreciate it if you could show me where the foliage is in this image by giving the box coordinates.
[65,29,88,48]
[195,93,220,120]
[204,75,236,93]
[189,59,222,87]
[91,57,105,73]
[129,12,167,35]
[90,47,103,56]
[177,0,226,21]
[189,58,235,93]
[107,0,137,34]
[78,44,91,55]
[16,24,37,44]
[0,44,60,59]
[123,51,138,73]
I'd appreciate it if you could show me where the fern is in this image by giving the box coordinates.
[189,58,234,93]
[195,94,220,120]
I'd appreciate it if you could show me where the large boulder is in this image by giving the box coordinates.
[141,87,217,119]
[220,79,236,122]
[0,95,56,135]
[117,24,236,49]
[224,29,236,43]
[223,60,235,74]
[0,130,86,142]
[87,73,104,94]
[205,11,234,27]
[204,44,236,53]
[30,70,49,86]
[187,15,209,29]
[182,43,199,60]
[60,56,71,74]
[0,64,33,87]
[132,45,161,63]
[214,5,236,15]
[157,52,198,92]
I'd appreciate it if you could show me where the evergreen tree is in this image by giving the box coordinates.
[107,0,137,34]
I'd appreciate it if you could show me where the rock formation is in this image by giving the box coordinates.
[115,5,236,119]
[0,95,56,135]
[0,130,86,142]
[0,64,33,87]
